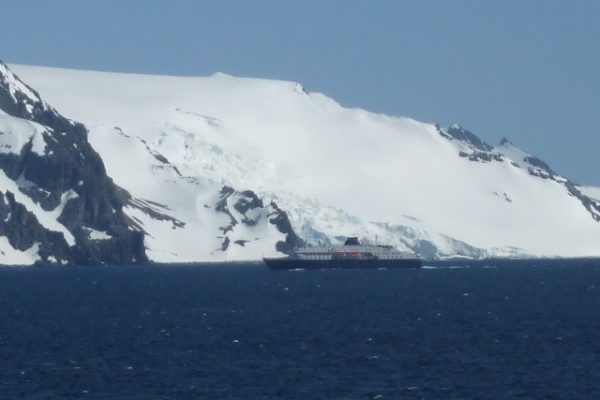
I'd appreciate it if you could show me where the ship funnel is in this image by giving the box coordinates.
[343,237,360,246]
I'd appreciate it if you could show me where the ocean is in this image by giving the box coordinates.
[1,262,600,399]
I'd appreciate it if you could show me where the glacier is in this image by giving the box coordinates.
[5,63,600,262]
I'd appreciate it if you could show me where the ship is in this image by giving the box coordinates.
[263,237,421,270]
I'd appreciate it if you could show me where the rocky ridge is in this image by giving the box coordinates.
[0,62,146,265]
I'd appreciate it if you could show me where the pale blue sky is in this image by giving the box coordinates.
[2,0,599,184]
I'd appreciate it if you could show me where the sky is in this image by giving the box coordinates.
[1,0,599,185]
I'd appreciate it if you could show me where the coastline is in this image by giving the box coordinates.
[2,257,600,269]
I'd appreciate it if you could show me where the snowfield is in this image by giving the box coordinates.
[0,112,49,156]
[87,125,286,262]
[8,64,600,261]
[578,186,600,203]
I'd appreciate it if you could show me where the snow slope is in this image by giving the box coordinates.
[0,62,147,266]
[87,125,289,262]
[0,236,40,266]
[579,186,600,203]
[12,64,600,259]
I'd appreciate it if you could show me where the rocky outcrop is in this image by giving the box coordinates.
[0,61,147,265]
[215,186,301,253]
[446,124,493,152]
[268,201,302,253]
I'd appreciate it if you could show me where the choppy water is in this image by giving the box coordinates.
[1,262,600,399]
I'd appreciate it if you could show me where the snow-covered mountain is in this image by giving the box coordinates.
[0,62,297,265]
[0,62,146,265]
[7,63,600,262]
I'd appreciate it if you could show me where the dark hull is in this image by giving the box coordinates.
[263,257,422,270]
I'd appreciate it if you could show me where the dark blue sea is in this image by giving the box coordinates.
[2,262,600,399]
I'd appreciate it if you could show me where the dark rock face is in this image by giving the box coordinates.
[127,197,185,230]
[234,190,263,215]
[446,124,493,152]
[459,150,503,163]
[216,186,266,232]
[0,191,71,263]
[268,201,302,253]
[0,61,147,265]
[214,186,301,253]
[523,155,555,176]
[215,186,238,235]
[440,124,504,164]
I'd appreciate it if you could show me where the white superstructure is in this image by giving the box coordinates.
[293,237,418,260]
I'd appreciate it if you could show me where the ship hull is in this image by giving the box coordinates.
[263,257,422,270]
